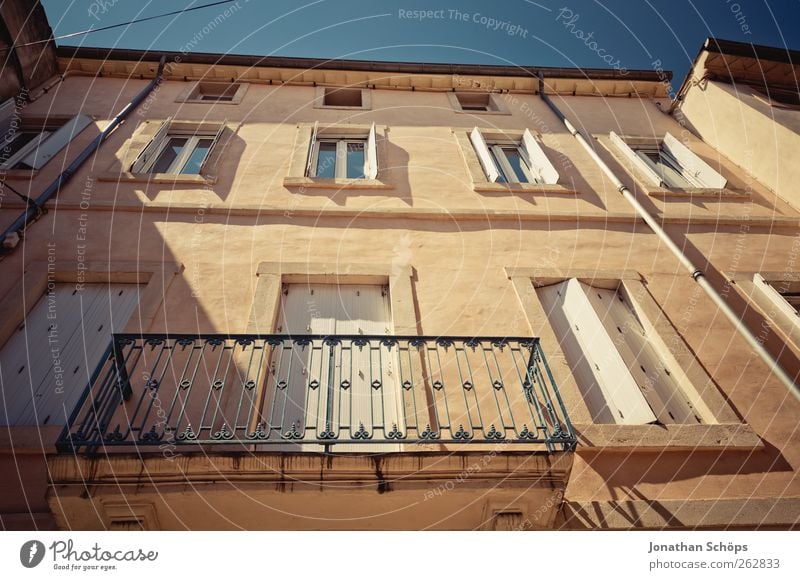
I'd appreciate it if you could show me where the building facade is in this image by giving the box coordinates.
[0,36,798,530]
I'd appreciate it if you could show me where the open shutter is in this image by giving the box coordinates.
[469,127,499,182]
[21,114,92,170]
[131,117,172,173]
[305,121,318,177]
[584,284,700,424]
[538,278,657,425]
[199,121,227,173]
[662,132,727,189]
[365,122,378,179]
[0,98,16,141]
[609,131,663,187]
[522,129,559,184]
[3,131,50,169]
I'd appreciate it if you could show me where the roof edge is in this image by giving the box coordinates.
[56,45,672,82]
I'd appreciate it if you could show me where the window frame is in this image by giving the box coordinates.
[314,87,372,110]
[310,136,368,179]
[448,92,509,115]
[176,81,249,105]
[487,141,537,184]
[143,132,218,175]
[0,110,93,172]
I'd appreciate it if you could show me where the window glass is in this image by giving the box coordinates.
[637,148,692,188]
[151,137,188,173]
[316,142,337,178]
[345,141,365,178]
[502,147,531,183]
[180,138,214,174]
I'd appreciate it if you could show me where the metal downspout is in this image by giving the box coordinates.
[0,55,167,253]
[537,72,799,401]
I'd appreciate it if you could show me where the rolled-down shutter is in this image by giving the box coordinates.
[537,278,657,425]
[305,121,318,177]
[522,129,559,184]
[609,131,663,187]
[469,127,499,182]
[662,132,727,189]
[365,122,378,179]
[20,114,93,170]
[131,117,172,173]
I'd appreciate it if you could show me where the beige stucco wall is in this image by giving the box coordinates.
[1,70,799,529]
[677,79,800,210]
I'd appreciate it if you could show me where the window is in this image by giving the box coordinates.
[306,122,378,180]
[611,131,727,189]
[131,119,224,175]
[537,278,702,426]
[0,102,92,171]
[752,274,800,341]
[323,88,362,108]
[470,127,559,184]
[177,82,248,104]
[315,87,371,110]
[456,92,493,111]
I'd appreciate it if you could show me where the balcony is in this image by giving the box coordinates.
[57,334,575,454]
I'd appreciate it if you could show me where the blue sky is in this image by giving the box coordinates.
[40,0,800,90]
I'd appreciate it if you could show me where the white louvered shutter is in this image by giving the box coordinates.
[470,127,499,182]
[20,114,93,170]
[662,132,727,189]
[522,129,559,184]
[0,284,140,426]
[610,131,663,187]
[537,279,657,425]
[365,122,378,179]
[305,121,318,177]
[131,117,172,173]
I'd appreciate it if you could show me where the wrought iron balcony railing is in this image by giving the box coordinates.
[57,334,575,454]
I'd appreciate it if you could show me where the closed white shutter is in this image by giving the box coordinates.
[365,122,378,179]
[305,121,318,177]
[21,114,93,170]
[470,127,499,182]
[662,132,727,189]
[610,131,663,187]
[0,283,140,426]
[131,117,172,173]
[275,284,400,450]
[522,129,559,184]
[537,279,657,425]
[583,284,700,424]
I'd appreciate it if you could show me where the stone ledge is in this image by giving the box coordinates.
[282,176,394,190]
[474,182,578,194]
[573,423,763,452]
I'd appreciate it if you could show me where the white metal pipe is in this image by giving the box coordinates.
[537,73,799,402]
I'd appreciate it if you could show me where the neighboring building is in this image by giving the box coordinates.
[0,0,57,102]
[0,33,798,530]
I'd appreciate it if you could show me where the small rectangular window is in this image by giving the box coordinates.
[323,88,363,108]
[189,82,241,103]
[456,92,493,111]
[634,145,695,188]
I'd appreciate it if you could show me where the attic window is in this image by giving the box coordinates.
[194,82,238,102]
[455,92,494,112]
[323,88,363,108]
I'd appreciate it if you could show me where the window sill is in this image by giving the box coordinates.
[648,187,751,200]
[572,422,762,452]
[96,172,217,185]
[474,182,577,195]
[283,176,394,190]
[1,168,39,179]
[453,109,511,116]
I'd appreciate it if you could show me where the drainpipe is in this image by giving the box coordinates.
[537,72,799,401]
[0,55,167,253]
